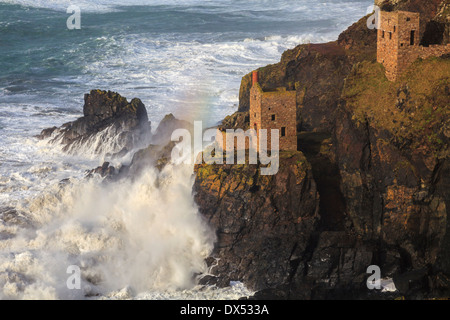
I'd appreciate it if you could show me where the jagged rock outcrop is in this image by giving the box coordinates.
[86,142,176,182]
[85,114,190,181]
[0,207,34,242]
[121,140,176,178]
[86,162,117,179]
[0,207,33,230]
[150,113,192,146]
[218,111,250,131]
[37,90,151,156]
[193,152,320,291]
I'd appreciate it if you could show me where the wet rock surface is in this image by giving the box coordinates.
[37,90,151,156]
[84,113,189,181]
[194,152,320,291]
[0,207,33,229]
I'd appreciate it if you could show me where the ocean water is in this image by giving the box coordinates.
[0,0,373,299]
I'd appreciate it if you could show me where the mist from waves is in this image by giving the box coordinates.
[0,156,247,299]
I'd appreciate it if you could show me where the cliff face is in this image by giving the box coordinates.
[333,58,449,296]
[195,1,450,298]
[193,152,320,292]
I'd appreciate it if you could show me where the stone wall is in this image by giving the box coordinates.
[250,82,297,152]
[377,11,420,81]
[261,89,297,151]
[395,43,450,80]
[418,43,450,59]
[377,11,400,81]
[396,11,421,77]
[378,10,450,81]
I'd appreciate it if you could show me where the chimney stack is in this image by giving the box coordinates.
[252,70,258,86]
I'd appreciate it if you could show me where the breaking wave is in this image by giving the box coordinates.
[0,161,221,299]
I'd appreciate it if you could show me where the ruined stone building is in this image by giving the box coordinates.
[377,10,450,81]
[249,71,297,152]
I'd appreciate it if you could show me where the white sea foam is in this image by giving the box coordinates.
[0,162,223,299]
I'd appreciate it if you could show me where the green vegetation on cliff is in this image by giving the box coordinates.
[342,57,450,159]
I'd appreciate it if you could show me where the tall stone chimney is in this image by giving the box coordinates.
[252,70,258,86]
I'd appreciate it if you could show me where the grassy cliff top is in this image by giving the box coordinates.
[342,56,450,159]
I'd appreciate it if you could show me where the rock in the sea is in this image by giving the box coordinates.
[86,162,116,180]
[151,113,192,146]
[121,140,176,178]
[37,90,151,156]
[0,207,33,229]
[83,113,190,182]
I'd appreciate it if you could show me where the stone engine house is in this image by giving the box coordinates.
[249,71,297,151]
[377,10,450,81]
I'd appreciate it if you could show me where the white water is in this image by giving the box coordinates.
[1,158,249,299]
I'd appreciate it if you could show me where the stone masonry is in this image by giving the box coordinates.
[249,71,297,152]
[377,10,450,81]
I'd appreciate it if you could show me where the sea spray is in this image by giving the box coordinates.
[0,162,215,299]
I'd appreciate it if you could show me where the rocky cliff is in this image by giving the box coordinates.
[193,152,320,292]
[331,57,449,298]
[194,1,450,299]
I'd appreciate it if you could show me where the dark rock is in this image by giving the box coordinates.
[249,285,291,300]
[59,178,71,186]
[36,126,57,139]
[393,268,430,297]
[337,14,377,62]
[83,114,187,183]
[124,140,176,177]
[119,114,189,177]
[194,151,320,291]
[429,271,450,297]
[218,111,249,131]
[300,232,372,293]
[37,90,151,156]
[86,162,116,180]
[151,113,192,146]
[0,207,33,229]
[334,58,449,299]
